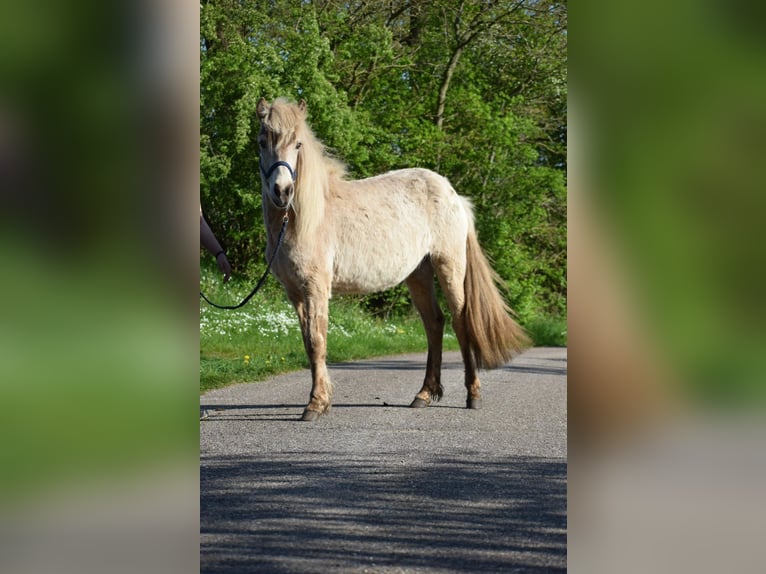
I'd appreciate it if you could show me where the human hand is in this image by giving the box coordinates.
[216,251,232,283]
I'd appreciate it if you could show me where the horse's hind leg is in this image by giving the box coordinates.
[405,258,445,408]
[432,257,482,409]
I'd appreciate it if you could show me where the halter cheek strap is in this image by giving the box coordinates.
[260,160,297,182]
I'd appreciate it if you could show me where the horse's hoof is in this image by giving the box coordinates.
[467,398,482,410]
[410,398,429,408]
[301,409,321,421]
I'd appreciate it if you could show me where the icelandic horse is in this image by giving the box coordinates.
[256,97,529,421]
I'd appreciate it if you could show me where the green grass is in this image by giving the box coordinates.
[200,268,566,394]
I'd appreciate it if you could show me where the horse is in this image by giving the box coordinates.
[256,97,530,421]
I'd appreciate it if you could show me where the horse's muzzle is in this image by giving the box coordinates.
[271,183,294,209]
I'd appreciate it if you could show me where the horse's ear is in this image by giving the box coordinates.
[256,98,269,121]
[298,99,307,115]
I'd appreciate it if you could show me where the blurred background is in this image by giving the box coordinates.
[0,1,198,573]
[570,0,766,572]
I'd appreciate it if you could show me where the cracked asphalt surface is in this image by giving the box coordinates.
[201,347,567,573]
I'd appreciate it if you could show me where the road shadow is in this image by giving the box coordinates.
[328,358,439,372]
[501,363,568,377]
[201,453,566,573]
[200,402,465,422]
[329,354,566,378]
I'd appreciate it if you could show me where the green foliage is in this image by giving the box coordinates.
[524,315,568,347]
[200,0,566,319]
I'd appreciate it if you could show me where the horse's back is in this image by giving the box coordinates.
[328,168,470,294]
[347,167,467,222]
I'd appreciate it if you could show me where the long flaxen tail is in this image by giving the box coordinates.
[463,225,531,370]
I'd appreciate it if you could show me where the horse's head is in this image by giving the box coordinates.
[256,98,307,210]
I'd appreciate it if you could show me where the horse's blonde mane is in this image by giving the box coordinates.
[266,98,347,237]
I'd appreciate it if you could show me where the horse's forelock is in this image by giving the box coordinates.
[262,98,304,140]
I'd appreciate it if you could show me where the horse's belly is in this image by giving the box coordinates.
[332,245,426,295]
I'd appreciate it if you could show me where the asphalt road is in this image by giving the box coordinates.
[200,347,567,573]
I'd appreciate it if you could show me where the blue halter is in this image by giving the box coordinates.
[260,159,297,182]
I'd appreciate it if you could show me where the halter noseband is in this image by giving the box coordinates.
[260,159,297,182]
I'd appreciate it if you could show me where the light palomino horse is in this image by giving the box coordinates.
[256,97,529,421]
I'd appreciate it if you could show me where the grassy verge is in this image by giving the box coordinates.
[200,268,565,394]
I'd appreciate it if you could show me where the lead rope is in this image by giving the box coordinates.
[200,213,288,310]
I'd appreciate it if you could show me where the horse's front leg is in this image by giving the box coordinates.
[295,290,333,421]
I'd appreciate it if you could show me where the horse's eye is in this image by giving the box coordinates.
[296,141,302,150]
[258,139,266,149]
